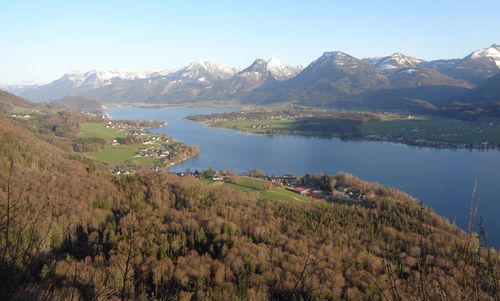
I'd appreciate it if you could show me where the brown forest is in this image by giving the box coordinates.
[0,93,499,300]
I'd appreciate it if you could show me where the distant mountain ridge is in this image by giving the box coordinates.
[5,44,500,109]
[365,53,423,71]
[422,44,500,84]
[52,96,104,110]
[457,72,500,103]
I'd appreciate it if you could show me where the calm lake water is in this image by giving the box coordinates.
[107,107,500,247]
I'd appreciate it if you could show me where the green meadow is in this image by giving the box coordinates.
[362,118,500,144]
[81,122,127,142]
[81,122,159,167]
[204,176,314,203]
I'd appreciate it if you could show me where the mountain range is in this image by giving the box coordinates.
[4,44,500,110]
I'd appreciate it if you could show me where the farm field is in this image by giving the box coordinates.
[84,145,159,166]
[209,114,500,146]
[81,122,161,167]
[81,122,127,141]
[203,176,315,203]
[218,119,293,134]
[361,118,500,144]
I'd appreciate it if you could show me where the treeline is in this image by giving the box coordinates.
[24,110,83,138]
[436,102,500,121]
[0,90,37,114]
[290,118,363,138]
[72,137,107,152]
[169,143,200,163]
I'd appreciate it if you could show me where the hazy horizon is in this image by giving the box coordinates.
[2,0,500,85]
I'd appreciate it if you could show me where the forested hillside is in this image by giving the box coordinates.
[1,99,499,300]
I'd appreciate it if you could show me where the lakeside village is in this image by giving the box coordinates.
[175,169,376,208]
[84,116,199,175]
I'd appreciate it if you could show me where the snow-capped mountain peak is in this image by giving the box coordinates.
[7,43,498,104]
[240,58,299,80]
[307,51,356,71]
[182,60,239,80]
[266,58,300,80]
[469,44,500,67]
[60,70,154,88]
[151,66,183,77]
[368,53,423,71]
[320,51,351,61]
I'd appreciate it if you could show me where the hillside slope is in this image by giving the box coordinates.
[457,72,500,103]
[0,89,37,114]
[53,95,104,110]
[0,109,499,300]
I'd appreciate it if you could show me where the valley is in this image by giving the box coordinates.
[3,2,500,299]
[1,89,500,300]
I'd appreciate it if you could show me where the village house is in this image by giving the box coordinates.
[286,187,310,195]
[176,171,193,177]
[250,124,271,129]
[286,187,324,199]
[268,175,297,186]
[335,184,367,201]
[112,166,130,175]
[135,147,171,159]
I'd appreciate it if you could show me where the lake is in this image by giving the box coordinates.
[107,107,500,247]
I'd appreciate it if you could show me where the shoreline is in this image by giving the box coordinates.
[107,105,500,151]
[194,120,500,151]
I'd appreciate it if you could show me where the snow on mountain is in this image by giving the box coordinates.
[430,44,500,84]
[312,51,352,65]
[421,59,460,71]
[235,58,299,80]
[304,51,363,73]
[2,82,43,95]
[7,44,498,104]
[59,69,155,89]
[150,66,183,77]
[275,51,390,100]
[367,53,423,71]
[265,58,301,80]
[178,60,239,80]
[214,58,299,98]
[468,44,500,67]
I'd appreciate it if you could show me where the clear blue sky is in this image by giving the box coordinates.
[1,0,499,84]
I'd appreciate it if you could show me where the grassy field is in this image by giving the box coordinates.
[218,119,293,134]
[81,122,161,167]
[84,145,159,166]
[81,122,127,142]
[203,176,314,203]
[223,177,265,191]
[210,113,500,145]
[259,189,312,202]
[362,118,500,144]
[11,106,41,115]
